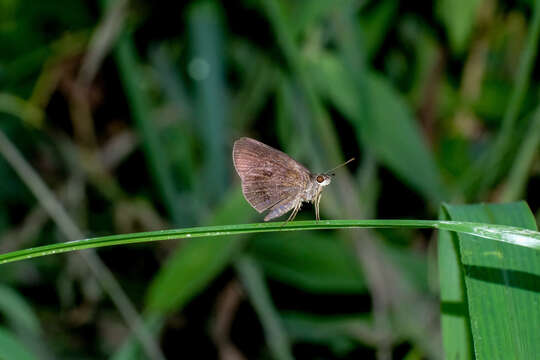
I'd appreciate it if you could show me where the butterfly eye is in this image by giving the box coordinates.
[316,175,324,183]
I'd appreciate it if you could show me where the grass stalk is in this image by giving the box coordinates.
[1,219,539,265]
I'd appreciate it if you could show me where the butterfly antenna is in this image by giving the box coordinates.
[325,157,355,176]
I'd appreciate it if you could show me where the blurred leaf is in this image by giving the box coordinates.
[261,0,345,170]
[464,0,540,197]
[110,315,164,360]
[473,79,512,122]
[383,242,429,293]
[114,27,183,225]
[289,0,345,36]
[0,0,91,62]
[0,285,41,336]
[501,105,540,201]
[250,232,366,293]
[359,0,398,59]
[282,312,373,354]
[0,326,36,360]
[436,0,481,54]
[438,136,473,183]
[0,93,44,127]
[399,17,442,107]
[189,2,229,203]
[236,256,293,360]
[230,41,276,129]
[309,53,447,202]
[145,189,253,313]
[439,202,540,359]
[365,73,447,202]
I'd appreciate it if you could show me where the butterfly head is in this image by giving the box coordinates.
[315,174,332,187]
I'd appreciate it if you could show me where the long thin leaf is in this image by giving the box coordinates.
[1,217,539,265]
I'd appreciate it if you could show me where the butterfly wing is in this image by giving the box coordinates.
[233,137,311,213]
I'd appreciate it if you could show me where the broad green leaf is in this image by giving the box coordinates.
[0,326,36,360]
[250,232,365,293]
[440,202,540,359]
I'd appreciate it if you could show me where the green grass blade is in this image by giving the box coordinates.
[442,202,540,359]
[1,217,539,265]
[438,207,474,360]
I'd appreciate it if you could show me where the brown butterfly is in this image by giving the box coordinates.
[232,137,354,222]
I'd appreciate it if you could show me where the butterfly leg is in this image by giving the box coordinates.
[281,201,301,227]
[315,193,322,222]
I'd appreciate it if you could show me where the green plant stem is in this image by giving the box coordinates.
[1,219,539,265]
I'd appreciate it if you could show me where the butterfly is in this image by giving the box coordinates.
[232,137,353,222]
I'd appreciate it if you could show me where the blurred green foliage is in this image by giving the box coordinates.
[0,0,539,358]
